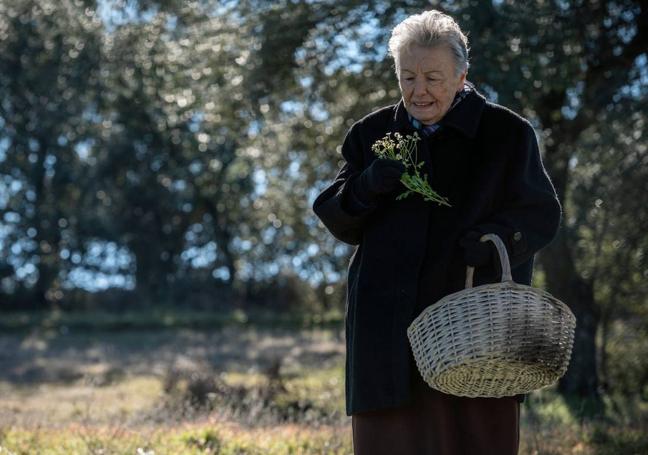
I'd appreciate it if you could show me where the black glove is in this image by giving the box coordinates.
[352,159,406,204]
[459,230,501,276]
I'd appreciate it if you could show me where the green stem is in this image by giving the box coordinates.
[373,132,452,207]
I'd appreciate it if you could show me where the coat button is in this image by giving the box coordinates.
[513,231,522,242]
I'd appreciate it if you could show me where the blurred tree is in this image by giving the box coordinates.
[569,96,648,401]
[0,0,103,307]
[240,0,397,310]
[89,1,257,298]
[0,0,262,304]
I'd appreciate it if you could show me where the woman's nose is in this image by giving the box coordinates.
[413,77,427,96]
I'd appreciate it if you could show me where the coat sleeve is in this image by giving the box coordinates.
[470,122,562,269]
[312,124,378,245]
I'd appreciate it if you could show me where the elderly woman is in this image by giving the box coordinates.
[312,9,561,455]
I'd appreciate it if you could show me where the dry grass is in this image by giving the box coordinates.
[0,324,646,454]
[0,420,353,454]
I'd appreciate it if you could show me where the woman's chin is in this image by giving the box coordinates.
[407,105,441,124]
[413,112,441,125]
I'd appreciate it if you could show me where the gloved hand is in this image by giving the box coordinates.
[352,158,406,204]
[458,230,501,277]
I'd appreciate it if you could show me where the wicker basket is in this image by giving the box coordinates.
[407,233,576,398]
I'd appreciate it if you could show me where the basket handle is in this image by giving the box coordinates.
[465,233,513,289]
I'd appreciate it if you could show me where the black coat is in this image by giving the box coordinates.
[312,87,562,416]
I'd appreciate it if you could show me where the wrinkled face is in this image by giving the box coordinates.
[398,44,467,125]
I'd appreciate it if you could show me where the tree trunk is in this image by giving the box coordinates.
[132,240,169,304]
[217,228,237,287]
[539,228,602,414]
[538,124,603,411]
[32,141,62,308]
[599,306,610,393]
[201,196,238,288]
[556,276,599,396]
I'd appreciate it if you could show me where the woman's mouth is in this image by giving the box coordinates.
[412,101,433,107]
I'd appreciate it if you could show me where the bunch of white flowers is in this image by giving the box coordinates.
[371,132,451,207]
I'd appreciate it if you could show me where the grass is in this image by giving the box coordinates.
[2,384,647,454]
[0,422,353,454]
[1,315,647,454]
[0,356,350,454]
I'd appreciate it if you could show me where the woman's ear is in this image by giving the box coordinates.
[456,71,467,92]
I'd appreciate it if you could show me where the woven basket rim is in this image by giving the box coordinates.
[430,279,564,310]
[409,278,577,334]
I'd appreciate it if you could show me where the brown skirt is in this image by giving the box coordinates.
[351,361,520,455]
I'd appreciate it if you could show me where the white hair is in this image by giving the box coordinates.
[388,10,470,76]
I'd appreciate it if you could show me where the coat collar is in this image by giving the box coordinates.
[392,83,486,139]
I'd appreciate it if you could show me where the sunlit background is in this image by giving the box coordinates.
[0,1,647,452]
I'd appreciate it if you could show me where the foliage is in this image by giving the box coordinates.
[0,0,105,306]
